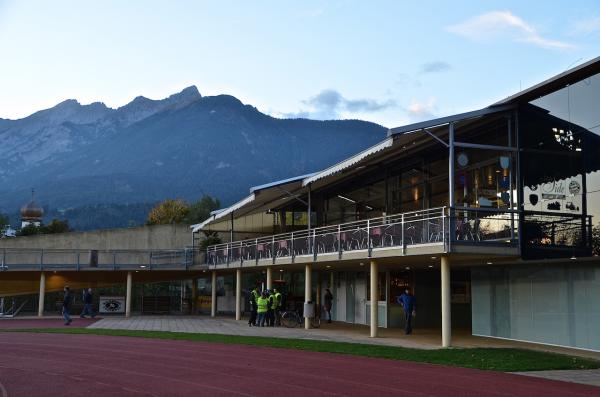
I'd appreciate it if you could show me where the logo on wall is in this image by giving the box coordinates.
[541,181,566,200]
[99,296,125,313]
[568,180,581,195]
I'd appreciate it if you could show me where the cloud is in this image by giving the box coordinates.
[570,16,600,36]
[447,11,574,50]
[420,61,451,74]
[286,89,396,120]
[407,98,437,121]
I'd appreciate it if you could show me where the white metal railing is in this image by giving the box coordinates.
[205,206,521,266]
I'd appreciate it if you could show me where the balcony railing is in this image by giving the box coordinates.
[205,207,520,266]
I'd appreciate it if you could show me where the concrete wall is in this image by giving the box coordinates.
[0,224,192,251]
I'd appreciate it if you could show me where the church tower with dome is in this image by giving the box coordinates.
[20,189,44,228]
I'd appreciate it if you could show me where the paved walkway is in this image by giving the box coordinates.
[515,369,600,388]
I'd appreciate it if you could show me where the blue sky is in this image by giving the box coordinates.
[1,0,599,127]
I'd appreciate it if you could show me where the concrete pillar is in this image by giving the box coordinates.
[211,271,217,317]
[37,272,45,317]
[191,278,198,314]
[370,260,379,337]
[441,256,452,347]
[266,266,273,290]
[235,269,242,321]
[125,271,132,318]
[304,263,312,330]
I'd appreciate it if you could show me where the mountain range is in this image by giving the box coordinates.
[0,86,387,229]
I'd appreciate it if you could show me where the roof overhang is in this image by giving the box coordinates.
[192,173,314,233]
[302,137,394,186]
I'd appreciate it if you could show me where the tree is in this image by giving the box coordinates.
[184,195,221,224]
[43,219,71,234]
[199,230,222,250]
[0,213,8,228]
[17,224,40,236]
[146,199,190,225]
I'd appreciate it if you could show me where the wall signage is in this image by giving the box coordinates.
[99,296,125,313]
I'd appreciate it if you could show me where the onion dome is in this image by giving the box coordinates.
[20,190,44,221]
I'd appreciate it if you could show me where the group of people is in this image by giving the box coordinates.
[61,286,96,325]
[248,287,282,327]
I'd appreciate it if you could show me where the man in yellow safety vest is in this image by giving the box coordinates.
[256,291,269,327]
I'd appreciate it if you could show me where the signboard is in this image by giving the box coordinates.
[99,296,125,314]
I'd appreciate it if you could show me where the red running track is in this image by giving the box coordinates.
[0,318,99,329]
[0,332,597,397]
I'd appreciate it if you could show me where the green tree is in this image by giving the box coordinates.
[199,230,222,249]
[42,219,71,234]
[0,213,8,228]
[17,224,41,236]
[184,195,221,224]
[146,199,190,225]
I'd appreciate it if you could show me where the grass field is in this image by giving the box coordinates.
[4,327,599,372]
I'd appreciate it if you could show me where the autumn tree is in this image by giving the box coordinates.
[146,199,190,225]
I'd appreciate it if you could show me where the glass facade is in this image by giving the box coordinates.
[519,71,600,255]
[472,264,600,351]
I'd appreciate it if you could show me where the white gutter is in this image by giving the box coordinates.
[191,193,256,233]
[302,137,393,186]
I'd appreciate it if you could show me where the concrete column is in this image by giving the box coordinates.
[211,271,217,317]
[235,269,242,321]
[441,256,452,347]
[37,272,45,317]
[266,266,273,290]
[125,271,132,318]
[304,263,312,330]
[370,260,379,337]
[191,278,198,314]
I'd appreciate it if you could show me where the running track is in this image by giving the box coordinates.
[0,332,597,397]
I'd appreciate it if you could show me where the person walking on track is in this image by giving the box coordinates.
[62,285,73,325]
[80,288,96,318]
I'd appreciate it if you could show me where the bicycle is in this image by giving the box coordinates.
[281,307,321,328]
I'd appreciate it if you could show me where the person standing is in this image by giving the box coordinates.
[324,288,333,323]
[256,291,269,327]
[398,288,416,335]
[273,288,282,326]
[248,286,259,327]
[266,289,275,327]
[80,288,96,318]
[62,285,73,325]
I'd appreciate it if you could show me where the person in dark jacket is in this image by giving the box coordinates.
[398,288,416,335]
[80,288,96,318]
[324,288,333,323]
[248,286,259,327]
[62,286,73,325]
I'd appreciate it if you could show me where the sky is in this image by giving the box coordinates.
[1,0,600,128]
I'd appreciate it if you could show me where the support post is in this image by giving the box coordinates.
[266,266,273,290]
[211,271,217,317]
[304,263,312,329]
[370,260,378,337]
[441,256,452,347]
[37,272,45,317]
[125,271,132,318]
[191,278,198,315]
[235,269,242,321]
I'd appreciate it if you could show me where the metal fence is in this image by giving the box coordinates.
[0,248,204,271]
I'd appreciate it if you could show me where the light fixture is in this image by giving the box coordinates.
[405,266,410,270]
[430,256,437,260]
[326,265,331,268]
[279,269,284,272]
[140,265,147,268]
[486,261,493,265]
[570,255,577,260]
[359,262,364,266]
[428,265,434,268]
[337,195,356,204]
